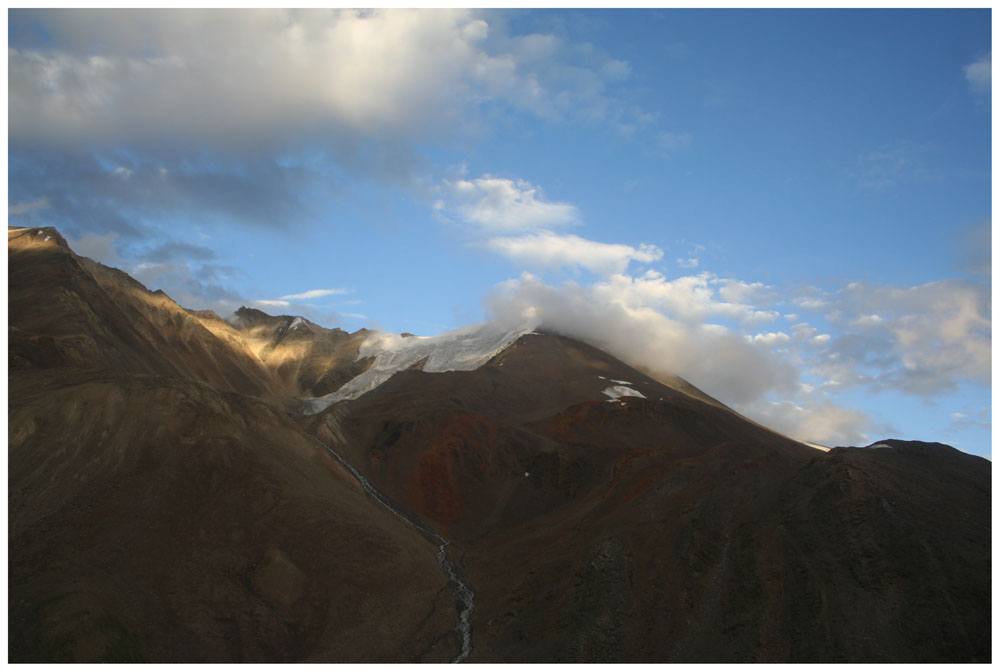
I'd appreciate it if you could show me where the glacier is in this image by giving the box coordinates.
[301,321,535,414]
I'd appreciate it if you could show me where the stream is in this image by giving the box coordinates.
[310,428,474,663]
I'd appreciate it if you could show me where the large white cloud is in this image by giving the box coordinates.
[9,9,641,152]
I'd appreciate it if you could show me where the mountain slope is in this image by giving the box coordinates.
[9,227,274,397]
[304,331,990,662]
[8,226,991,662]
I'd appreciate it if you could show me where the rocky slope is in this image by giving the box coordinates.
[8,226,991,662]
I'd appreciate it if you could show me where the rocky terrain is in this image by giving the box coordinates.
[8,226,991,662]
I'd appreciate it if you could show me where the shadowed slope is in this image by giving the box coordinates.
[8,227,464,662]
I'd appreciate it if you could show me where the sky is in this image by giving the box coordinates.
[7,8,993,457]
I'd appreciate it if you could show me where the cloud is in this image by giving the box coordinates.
[947,408,991,434]
[9,9,660,250]
[253,299,291,309]
[487,231,661,276]
[750,331,791,348]
[440,176,580,232]
[964,52,991,93]
[143,241,217,263]
[8,198,50,216]
[851,144,927,190]
[9,9,645,153]
[820,279,991,395]
[487,272,799,407]
[676,257,699,268]
[737,399,877,447]
[957,219,991,279]
[596,270,780,326]
[280,288,351,300]
[656,131,693,157]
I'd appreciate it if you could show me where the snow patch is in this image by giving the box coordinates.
[602,385,646,402]
[598,375,632,385]
[302,321,534,413]
[289,316,305,330]
[870,443,892,449]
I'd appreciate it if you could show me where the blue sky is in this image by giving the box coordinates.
[7,9,992,456]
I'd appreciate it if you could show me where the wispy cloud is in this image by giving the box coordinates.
[851,144,928,190]
[487,231,661,276]
[656,131,693,158]
[253,299,291,309]
[280,288,351,301]
[8,197,50,216]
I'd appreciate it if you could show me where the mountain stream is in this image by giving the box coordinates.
[309,411,473,663]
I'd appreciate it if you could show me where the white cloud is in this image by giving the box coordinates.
[253,299,291,309]
[947,406,991,433]
[825,279,991,394]
[675,257,699,268]
[964,52,991,93]
[737,399,876,447]
[9,9,646,152]
[751,331,791,347]
[280,288,351,300]
[487,231,661,276]
[849,314,883,328]
[487,272,799,406]
[596,270,780,326]
[441,176,580,232]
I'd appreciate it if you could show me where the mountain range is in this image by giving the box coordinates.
[8,226,991,662]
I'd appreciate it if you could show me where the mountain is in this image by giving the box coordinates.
[8,226,991,662]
